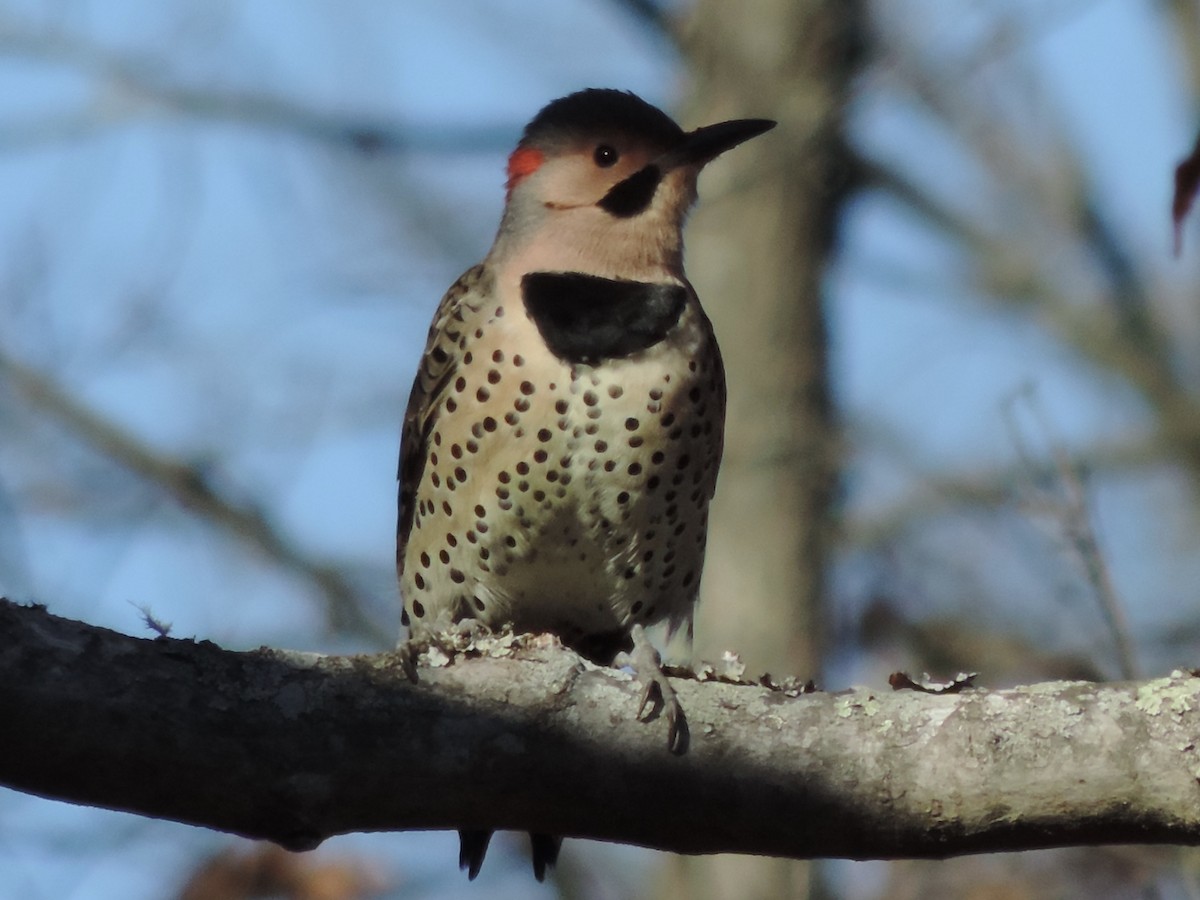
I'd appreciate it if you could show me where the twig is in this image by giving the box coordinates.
[1002,385,1139,679]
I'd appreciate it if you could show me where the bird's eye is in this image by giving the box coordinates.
[593,144,619,167]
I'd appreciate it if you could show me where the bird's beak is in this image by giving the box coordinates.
[598,117,775,217]
[660,118,776,170]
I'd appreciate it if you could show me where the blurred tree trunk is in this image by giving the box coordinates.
[657,1,863,898]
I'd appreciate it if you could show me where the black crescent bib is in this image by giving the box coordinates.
[521,272,687,364]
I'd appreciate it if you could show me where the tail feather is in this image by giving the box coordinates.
[530,833,562,882]
[458,829,492,880]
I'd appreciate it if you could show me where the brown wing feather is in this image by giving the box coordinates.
[396,264,490,573]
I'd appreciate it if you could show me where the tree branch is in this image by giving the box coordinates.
[0,19,516,155]
[0,350,387,643]
[3,597,1200,859]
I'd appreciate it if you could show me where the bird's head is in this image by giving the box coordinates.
[491,89,774,279]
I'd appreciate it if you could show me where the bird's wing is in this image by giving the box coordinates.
[396,264,490,569]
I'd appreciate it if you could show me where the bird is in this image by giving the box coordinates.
[396,88,774,881]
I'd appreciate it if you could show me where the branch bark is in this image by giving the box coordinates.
[3,598,1200,859]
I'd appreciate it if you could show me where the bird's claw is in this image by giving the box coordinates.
[395,642,419,684]
[629,624,690,755]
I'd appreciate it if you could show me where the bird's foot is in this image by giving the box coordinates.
[622,623,689,755]
[394,641,419,684]
[396,613,491,683]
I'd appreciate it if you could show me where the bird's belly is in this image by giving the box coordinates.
[401,338,723,646]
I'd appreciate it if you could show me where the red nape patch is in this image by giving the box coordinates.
[506,147,544,192]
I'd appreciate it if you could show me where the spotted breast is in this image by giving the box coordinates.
[398,263,725,663]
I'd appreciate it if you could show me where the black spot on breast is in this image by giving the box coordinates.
[521,272,687,364]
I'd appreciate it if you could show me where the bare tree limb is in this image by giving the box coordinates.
[0,351,387,643]
[0,18,516,155]
[843,416,1166,550]
[605,0,675,40]
[1002,388,1140,679]
[861,153,1200,485]
[4,598,1200,860]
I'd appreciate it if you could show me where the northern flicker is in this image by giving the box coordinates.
[396,88,774,880]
